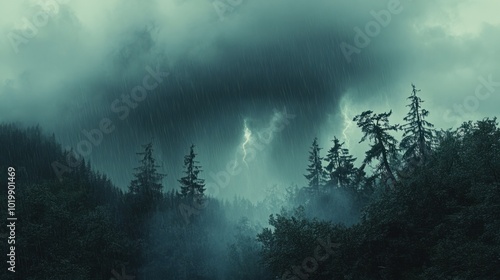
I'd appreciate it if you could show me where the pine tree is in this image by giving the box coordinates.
[354,110,399,188]
[324,137,357,189]
[178,144,206,203]
[129,142,165,210]
[400,84,434,165]
[304,137,327,192]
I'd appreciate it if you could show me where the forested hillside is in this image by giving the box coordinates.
[1,86,499,279]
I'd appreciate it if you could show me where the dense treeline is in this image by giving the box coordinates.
[1,85,499,279]
[259,118,500,279]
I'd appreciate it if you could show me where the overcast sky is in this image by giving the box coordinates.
[1,0,499,201]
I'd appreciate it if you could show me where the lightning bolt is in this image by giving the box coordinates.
[242,119,252,167]
[340,98,353,149]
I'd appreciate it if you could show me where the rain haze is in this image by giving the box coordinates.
[2,0,500,279]
[1,0,499,201]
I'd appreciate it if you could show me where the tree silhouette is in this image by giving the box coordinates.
[400,84,434,165]
[178,144,206,204]
[354,110,399,188]
[304,137,327,192]
[129,142,165,212]
[324,136,357,189]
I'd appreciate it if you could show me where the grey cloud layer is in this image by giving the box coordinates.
[1,0,499,200]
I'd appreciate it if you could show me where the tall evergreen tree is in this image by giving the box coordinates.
[354,110,399,188]
[400,84,434,164]
[129,142,165,210]
[304,137,327,192]
[178,144,206,203]
[324,137,357,189]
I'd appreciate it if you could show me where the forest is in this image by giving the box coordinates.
[0,84,499,279]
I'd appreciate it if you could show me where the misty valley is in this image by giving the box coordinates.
[1,0,500,279]
[1,84,499,279]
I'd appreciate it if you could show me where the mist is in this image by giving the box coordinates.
[1,1,500,278]
[1,0,497,202]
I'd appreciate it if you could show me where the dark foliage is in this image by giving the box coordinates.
[1,94,498,279]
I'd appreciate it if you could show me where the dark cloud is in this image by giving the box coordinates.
[1,0,499,201]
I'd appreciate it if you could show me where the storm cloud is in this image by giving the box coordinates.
[1,0,499,201]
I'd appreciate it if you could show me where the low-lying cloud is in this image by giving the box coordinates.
[1,0,499,201]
